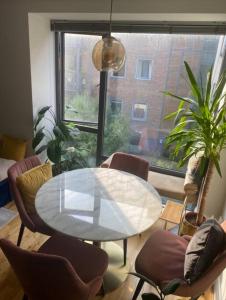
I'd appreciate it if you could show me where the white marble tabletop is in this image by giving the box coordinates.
[35,168,162,242]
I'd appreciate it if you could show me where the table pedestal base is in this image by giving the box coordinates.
[101,241,130,293]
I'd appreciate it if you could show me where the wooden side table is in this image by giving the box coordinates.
[160,200,184,231]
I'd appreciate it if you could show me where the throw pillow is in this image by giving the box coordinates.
[0,134,26,161]
[16,163,52,215]
[184,218,225,284]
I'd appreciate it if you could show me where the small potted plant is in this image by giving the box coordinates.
[164,61,226,230]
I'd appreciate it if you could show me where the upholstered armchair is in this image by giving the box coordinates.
[0,234,108,300]
[7,156,55,246]
[132,221,226,300]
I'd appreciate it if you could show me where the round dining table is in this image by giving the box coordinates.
[35,167,162,292]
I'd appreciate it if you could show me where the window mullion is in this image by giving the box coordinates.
[96,70,108,166]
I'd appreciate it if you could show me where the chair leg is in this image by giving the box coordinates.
[123,239,127,265]
[132,279,144,300]
[100,282,105,296]
[17,223,25,247]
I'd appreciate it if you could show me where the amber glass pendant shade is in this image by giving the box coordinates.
[92,35,126,72]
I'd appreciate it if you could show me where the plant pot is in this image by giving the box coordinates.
[179,211,206,236]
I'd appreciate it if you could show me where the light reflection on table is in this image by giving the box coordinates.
[36,168,162,242]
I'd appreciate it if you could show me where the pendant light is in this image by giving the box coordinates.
[92,0,126,72]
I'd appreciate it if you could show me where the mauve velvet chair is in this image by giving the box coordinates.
[101,152,149,265]
[132,221,226,300]
[0,234,108,300]
[7,155,55,246]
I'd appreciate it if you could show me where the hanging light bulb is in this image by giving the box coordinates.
[92,0,126,72]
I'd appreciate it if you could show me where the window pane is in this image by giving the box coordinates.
[136,59,151,79]
[64,34,100,124]
[110,98,122,114]
[141,60,150,78]
[132,104,147,121]
[103,33,221,172]
[112,63,126,77]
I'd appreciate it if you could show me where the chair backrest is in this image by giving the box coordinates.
[176,221,226,298]
[176,249,226,298]
[0,239,89,300]
[7,156,41,232]
[109,152,149,181]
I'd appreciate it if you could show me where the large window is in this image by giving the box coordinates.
[64,34,100,125]
[55,23,224,175]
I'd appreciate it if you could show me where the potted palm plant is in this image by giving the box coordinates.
[164,61,226,228]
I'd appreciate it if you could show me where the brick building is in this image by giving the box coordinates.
[64,33,219,159]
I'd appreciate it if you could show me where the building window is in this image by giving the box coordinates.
[112,63,126,78]
[132,103,147,121]
[136,59,152,80]
[55,26,222,175]
[110,98,122,114]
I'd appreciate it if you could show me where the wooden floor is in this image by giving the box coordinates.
[0,202,213,300]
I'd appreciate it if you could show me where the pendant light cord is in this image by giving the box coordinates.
[109,0,113,35]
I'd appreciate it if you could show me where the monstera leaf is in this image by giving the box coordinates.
[34,106,51,130]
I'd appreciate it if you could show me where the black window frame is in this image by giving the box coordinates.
[53,20,226,178]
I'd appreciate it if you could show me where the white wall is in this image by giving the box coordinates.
[1,0,226,137]
[29,14,56,117]
[205,150,226,218]
[1,1,226,214]
[1,1,226,295]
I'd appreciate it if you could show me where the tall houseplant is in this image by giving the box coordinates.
[164,61,226,225]
[32,106,87,174]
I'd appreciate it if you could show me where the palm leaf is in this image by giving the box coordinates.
[163,91,197,107]
[205,67,213,105]
[184,61,202,107]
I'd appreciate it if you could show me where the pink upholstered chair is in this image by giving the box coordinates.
[101,152,149,181]
[132,222,226,300]
[7,156,55,246]
[101,152,149,265]
[0,234,108,300]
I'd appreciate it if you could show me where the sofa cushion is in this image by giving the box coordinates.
[148,171,185,201]
[16,163,52,214]
[184,218,225,284]
[0,135,26,161]
[0,158,16,181]
[135,230,188,285]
